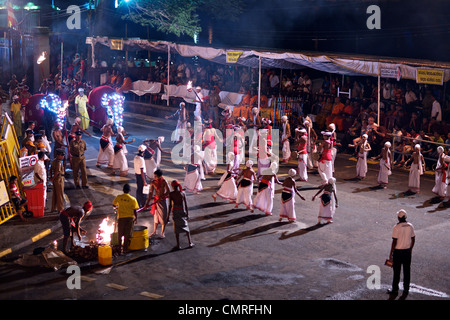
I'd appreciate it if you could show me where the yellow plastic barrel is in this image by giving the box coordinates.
[98,245,112,266]
[128,226,149,251]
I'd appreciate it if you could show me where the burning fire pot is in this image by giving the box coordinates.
[97,217,115,266]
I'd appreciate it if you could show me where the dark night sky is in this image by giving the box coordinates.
[42,0,450,63]
[206,0,450,62]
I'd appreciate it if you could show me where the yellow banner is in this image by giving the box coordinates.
[110,39,123,51]
[416,68,444,85]
[226,51,243,63]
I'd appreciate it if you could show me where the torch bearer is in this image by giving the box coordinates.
[187,80,203,104]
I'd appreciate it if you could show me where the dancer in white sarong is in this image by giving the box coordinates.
[155,136,165,167]
[183,163,203,194]
[193,145,206,180]
[193,86,203,122]
[235,160,257,212]
[202,123,221,174]
[112,127,135,176]
[432,146,448,198]
[143,137,170,180]
[304,120,318,170]
[405,144,425,193]
[254,162,281,215]
[248,107,261,158]
[232,130,245,172]
[296,128,309,181]
[328,123,338,173]
[213,153,239,202]
[313,177,338,224]
[318,131,334,185]
[355,134,371,180]
[281,115,291,163]
[257,134,271,180]
[143,144,157,181]
[96,118,115,169]
[376,142,392,188]
[279,169,305,222]
[166,102,188,143]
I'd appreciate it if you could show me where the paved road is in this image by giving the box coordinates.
[0,108,449,303]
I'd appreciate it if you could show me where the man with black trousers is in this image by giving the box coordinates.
[387,209,416,298]
[134,145,148,208]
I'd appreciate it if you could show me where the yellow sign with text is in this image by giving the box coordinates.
[110,39,123,51]
[416,68,444,85]
[226,51,243,63]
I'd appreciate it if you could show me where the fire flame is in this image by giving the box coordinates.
[187,80,193,91]
[37,51,47,65]
[97,217,115,245]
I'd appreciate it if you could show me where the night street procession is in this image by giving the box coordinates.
[0,0,449,311]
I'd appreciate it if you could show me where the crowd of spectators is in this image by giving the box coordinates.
[7,49,449,170]
[308,78,450,171]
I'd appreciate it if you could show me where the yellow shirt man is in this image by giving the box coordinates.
[113,193,139,219]
[75,91,90,130]
[10,101,22,136]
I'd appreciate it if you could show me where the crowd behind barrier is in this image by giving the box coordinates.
[2,50,449,167]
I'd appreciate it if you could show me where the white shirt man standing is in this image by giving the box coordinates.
[134,145,148,208]
[431,95,442,122]
[194,86,203,122]
[34,151,47,201]
[387,209,415,297]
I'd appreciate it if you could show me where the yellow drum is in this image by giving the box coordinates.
[98,245,112,266]
[128,226,149,251]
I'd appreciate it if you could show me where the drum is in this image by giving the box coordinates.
[312,152,321,161]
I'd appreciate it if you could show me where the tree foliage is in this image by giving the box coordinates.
[120,0,246,38]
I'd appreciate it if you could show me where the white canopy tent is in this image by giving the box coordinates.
[87,37,450,124]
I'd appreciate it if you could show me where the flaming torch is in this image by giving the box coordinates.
[187,80,193,92]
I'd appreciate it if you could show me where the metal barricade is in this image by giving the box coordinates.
[0,114,22,224]
[273,96,303,128]
[389,133,450,170]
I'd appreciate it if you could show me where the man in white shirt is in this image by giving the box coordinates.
[193,86,203,123]
[270,72,279,91]
[404,88,417,105]
[34,151,47,200]
[387,209,415,297]
[134,145,148,208]
[431,95,442,122]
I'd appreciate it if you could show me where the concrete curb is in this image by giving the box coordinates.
[0,221,62,259]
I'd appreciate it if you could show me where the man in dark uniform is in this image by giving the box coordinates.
[69,130,88,189]
[50,148,66,212]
